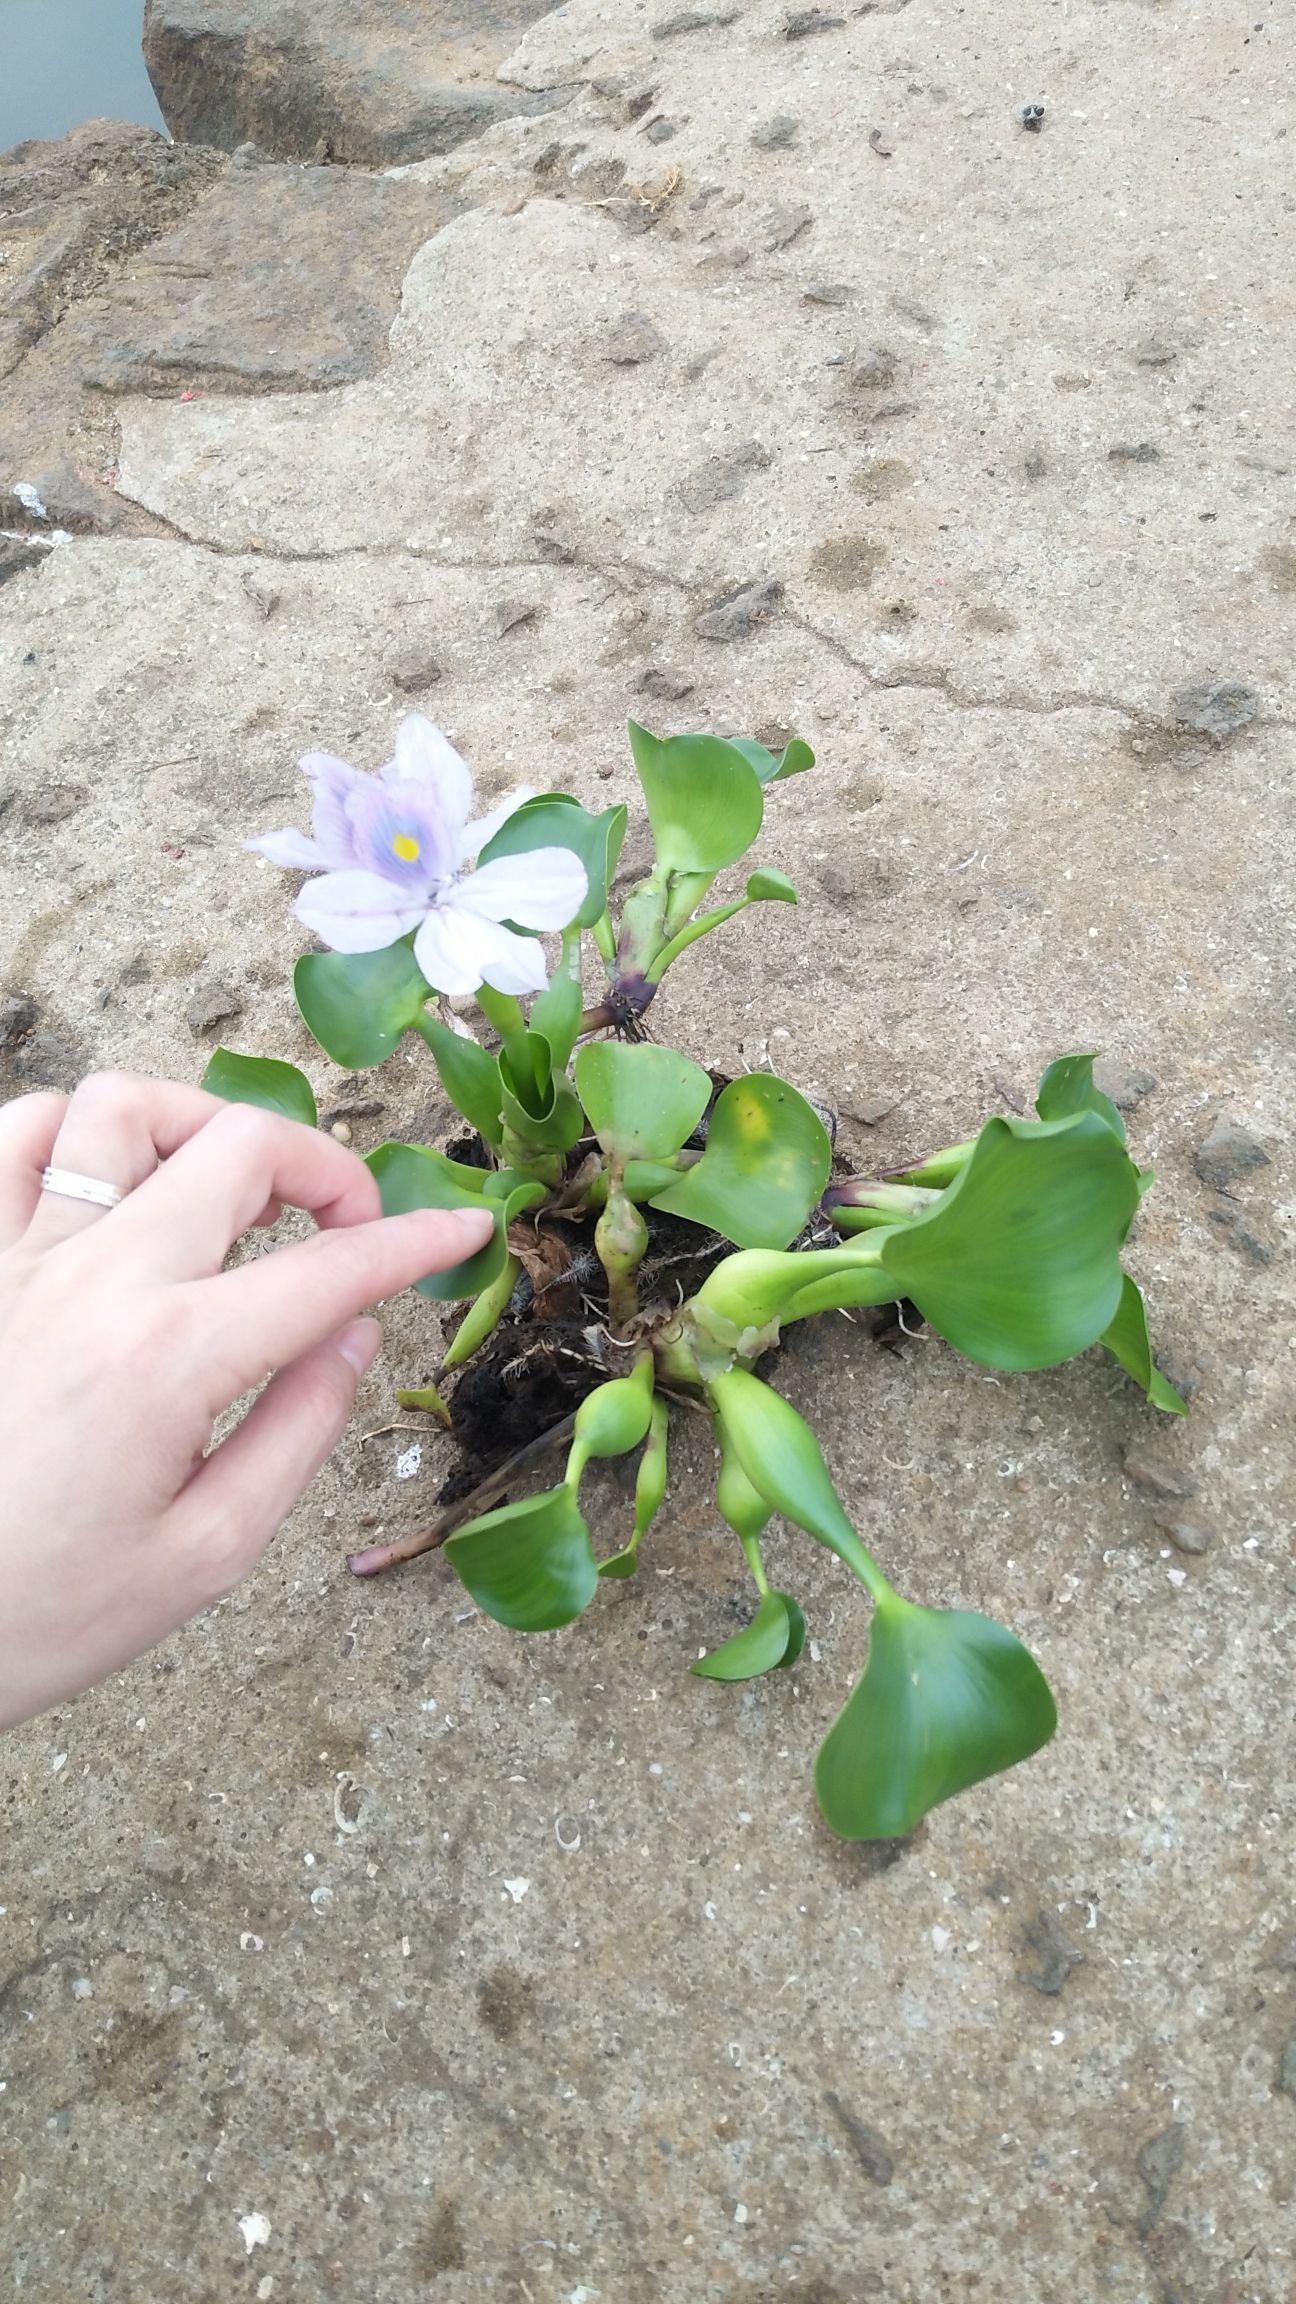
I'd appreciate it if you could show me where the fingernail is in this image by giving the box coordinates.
[445,1206,496,1249]
[335,1317,383,1379]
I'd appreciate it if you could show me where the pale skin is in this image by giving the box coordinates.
[0,1073,494,1730]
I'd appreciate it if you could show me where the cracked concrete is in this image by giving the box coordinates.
[1,3,1294,2300]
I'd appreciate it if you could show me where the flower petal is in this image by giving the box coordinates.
[344,775,458,888]
[386,715,473,846]
[462,785,535,857]
[300,750,368,869]
[294,870,426,955]
[457,847,588,931]
[244,827,331,870]
[415,902,548,998]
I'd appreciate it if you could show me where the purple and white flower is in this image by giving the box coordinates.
[247,715,587,998]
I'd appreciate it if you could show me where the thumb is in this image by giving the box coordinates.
[175,1317,383,1602]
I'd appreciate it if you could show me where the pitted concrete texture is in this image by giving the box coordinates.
[1,3,1294,2300]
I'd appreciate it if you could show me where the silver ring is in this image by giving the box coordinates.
[41,1166,125,1210]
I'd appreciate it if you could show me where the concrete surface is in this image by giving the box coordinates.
[1,3,1294,2299]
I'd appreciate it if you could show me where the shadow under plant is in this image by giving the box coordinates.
[208,715,1185,1840]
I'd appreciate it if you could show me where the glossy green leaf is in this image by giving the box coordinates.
[574,1041,712,1165]
[649,1074,832,1249]
[418,1016,504,1148]
[294,942,429,1069]
[745,868,798,904]
[444,1485,598,1631]
[499,1036,584,1153]
[1035,1051,1126,1145]
[627,722,765,875]
[729,735,815,783]
[815,1598,1058,1840]
[477,795,627,929]
[692,1590,806,1681]
[365,1140,542,1302]
[1101,1273,1188,1414]
[202,1048,317,1128]
[880,1112,1141,1370]
[691,1244,897,1340]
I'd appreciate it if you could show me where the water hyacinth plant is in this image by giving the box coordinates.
[208,714,1185,1841]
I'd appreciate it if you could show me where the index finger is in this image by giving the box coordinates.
[103,1100,381,1278]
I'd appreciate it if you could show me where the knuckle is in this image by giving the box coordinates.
[67,1069,148,1124]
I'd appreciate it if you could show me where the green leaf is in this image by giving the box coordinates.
[477,795,627,930]
[418,1016,505,1148]
[201,1048,317,1128]
[365,1140,542,1302]
[529,930,583,1074]
[815,1598,1058,1840]
[1101,1274,1189,1414]
[745,868,797,904]
[499,1037,584,1153]
[649,1074,832,1249]
[574,1041,712,1165]
[691,1244,897,1338]
[692,1590,806,1681]
[728,735,816,783]
[566,1358,656,1484]
[294,942,430,1069]
[880,1113,1141,1371]
[627,722,765,874]
[598,1394,670,1578]
[1035,1052,1127,1146]
[445,1485,598,1631]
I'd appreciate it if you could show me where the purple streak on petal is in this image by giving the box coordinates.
[457,847,588,930]
[293,869,426,955]
[300,751,368,869]
[244,827,331,870]
[388,715,473,850]
[462,785,535,857]
[345,775,459,889]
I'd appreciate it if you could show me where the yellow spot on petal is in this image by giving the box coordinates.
[392,832,421,863]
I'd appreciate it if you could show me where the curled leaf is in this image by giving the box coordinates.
[692,1590,806,1681]
[445,1486,598,1631]
[202,1048,317,1128]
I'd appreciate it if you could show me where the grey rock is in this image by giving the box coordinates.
[803,279,852,306]
[603,311,667,366]
[695,578,783,641]
[494,596,540,637]
[814,862,859,900]
[847,342,901,391]
[762,201,814,251]
[240,571,280,619]
[1162,1521,1212,1556]
[1024,451,1047,479]
[635,665,696,700]
[843,1094,899,1125]
[1136,2123,1185,2228]
[9,1028,83,1092]
[0,539,45,589]
[784,9,846,36]
[1123,1448,1195,1504]
[643,116,681,144]
[142,0,560,167]
[0,993,39,1052]
[751,114,800,151]
[824,2091,894,2185]
[652,6,739,33]
[1171,679,1260,742]
[1207,1206,1273,1265]
[1108,441,1161,463]
[1194,1116,1270,1191]
[64,165,451,395]
[1018,1908,1084,1996]
[186,980,244,1036]
[1091,1059,1157,1112]
[387,645,443,693]
[679,441,771,512]
[1278,2040,1296,2103]
[1135,335,1177,366]
[21,784,86,824]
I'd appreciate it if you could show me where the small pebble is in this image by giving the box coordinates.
[330,1120,353,1145]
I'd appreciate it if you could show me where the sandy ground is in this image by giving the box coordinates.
[1,3,1294,2298]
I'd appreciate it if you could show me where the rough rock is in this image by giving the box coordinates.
[601,310,667,365]
[386,643,444,692]
[1171,678,1260,742]
[695,576,783,640]
[185,979,243,1035]
[61,164,454,395]
[142,0,562,166]
[0,992,39,1051]
[1194,1116,1270,1191]
[1017,1907,1085,1996]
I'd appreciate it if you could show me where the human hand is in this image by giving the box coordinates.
[0,1073,492,1728]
